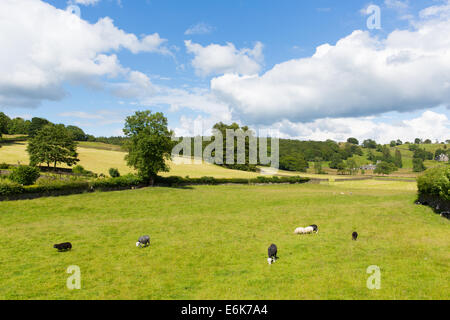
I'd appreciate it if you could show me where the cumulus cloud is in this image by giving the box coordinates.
[0,0,171,108]
[185,40,264,76]
[262,111,449,144]
[210,6,450,125]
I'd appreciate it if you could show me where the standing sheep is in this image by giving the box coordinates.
[268,244,278,265]
[136,235,150,248]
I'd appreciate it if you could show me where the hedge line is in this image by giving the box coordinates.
[417,166,449,202]
[0,174,310,199]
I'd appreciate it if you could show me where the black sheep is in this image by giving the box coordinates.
[54,242,72,251]
[268,244,278,265]
[352,232,358,241]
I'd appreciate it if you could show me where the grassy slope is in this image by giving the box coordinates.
[0,141,262,179]
[0,182,448,300]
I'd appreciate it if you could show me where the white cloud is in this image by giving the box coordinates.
[0,0,171,108]
[185,22,214,35]
[71,0,101,5]
[211,8,450,125]
[185,40,264,76]
[269,111,450,144]
[384,0,409,10]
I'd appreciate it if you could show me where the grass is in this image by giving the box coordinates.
[0,141,262,178]
[0,182,448,300]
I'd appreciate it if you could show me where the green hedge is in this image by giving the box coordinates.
[0,174,310,198]
[417,166,450,201]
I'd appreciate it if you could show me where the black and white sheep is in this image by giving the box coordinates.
[136,235,150,248]
[268,244,278,265]
[294,225,318,235]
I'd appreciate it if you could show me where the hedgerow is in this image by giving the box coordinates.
[0,174,310,198]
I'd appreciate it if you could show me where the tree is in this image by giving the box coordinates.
[423,139,432,144]
[396,139,403,146]
[314,158,325,174]
[27,124,79,168]
[414,138,422,144]
[7,117,30,134]
[390,141,397,147]
[394,149,403,168]
[123,110,174,185]
[211,122,258,172]
[66,125,87,141]
[362,139,377,149]
[347,137,359,145]
[0,112,11,136]
[346,159,358,175]
[329,154,344,169]
[28,117,51,137]
[413,158,426,172]
[374,161,397,175]
[279,155,308,172]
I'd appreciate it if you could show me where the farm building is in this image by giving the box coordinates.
[360,164,377,170]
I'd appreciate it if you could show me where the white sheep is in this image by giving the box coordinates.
[294,226,314,235]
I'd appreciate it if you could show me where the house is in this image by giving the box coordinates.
[361,164,377,171]
[435,154,449,162]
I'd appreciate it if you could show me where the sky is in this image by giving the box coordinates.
[0,0,449,143]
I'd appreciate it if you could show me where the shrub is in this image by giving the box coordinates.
[108,168,120,178]
[0,180,24,196]
[72,165,96,177]
[8,165,40,185]
[72,165,86,175]
[417,166,450,201]
[0,163,10,169]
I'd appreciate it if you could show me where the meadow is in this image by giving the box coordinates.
[0,181,448,300]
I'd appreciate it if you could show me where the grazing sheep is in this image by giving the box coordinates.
[309,224,319,233]
[294,226,315,235]
[352,232,358,241]
[54,242,72,251]
[136,235,150,248]
[268,244,278,265]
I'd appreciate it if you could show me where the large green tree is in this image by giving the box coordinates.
[28,117,51,137]
[27,124,79,168]
[123,111,174,185]
[0,112,11,136]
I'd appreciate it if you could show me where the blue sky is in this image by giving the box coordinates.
[0,0,449,142]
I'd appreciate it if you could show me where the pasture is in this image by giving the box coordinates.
[0,181,448,300]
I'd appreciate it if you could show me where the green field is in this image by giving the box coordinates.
[0,181,448,300]
[0,141,262,179]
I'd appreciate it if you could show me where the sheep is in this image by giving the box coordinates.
[309,224,319,233]
[294,226,315,235]
[267,244,278,265]
[352,232,358,241]
[136,235,150,248]
[54,242,72,251]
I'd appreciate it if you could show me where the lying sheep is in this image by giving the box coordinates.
[54,242,72,251]
[268,244,278,265]
[136,235,150,248]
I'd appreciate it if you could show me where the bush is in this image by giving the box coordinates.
[108,168,120,178]
[8,165,40,185]
[0,180,24,196]
[417,166,450,201]
[0,163,10,169]
[72,165,96,177]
